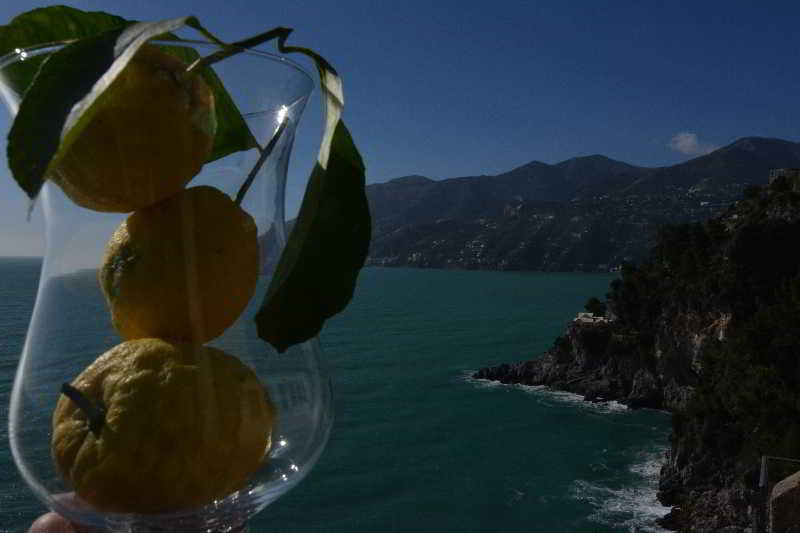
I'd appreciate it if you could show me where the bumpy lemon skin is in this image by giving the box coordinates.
[98,185,260,344]
[50,44,217,213]
[51,339,276,514]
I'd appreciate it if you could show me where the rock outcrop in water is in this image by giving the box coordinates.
[473,172,800,531]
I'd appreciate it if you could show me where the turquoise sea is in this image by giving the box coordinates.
[0,258,671,532]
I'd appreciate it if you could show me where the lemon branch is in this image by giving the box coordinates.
[60,383,106,437]
[234,119,288,206]
[1,7,369,352]
[184,27,291,76]
[173,26,297,207]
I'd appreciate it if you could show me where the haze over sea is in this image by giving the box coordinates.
[0,258,670,532]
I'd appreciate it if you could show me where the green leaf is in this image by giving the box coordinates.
[5,13,256,200]
[8,17,189,200]
[255,37,371,352]
[0,5,129,58]
[256,122,370,352]
[7,27,122,199]
[2,8,370,351]
[0,54,48,107]
[0,5,130,105]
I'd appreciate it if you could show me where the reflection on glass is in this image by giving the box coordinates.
[2,40,333,532]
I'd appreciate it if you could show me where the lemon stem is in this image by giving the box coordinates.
[60,383,106,437]
[184,27,290,76]
[235,119,288,205]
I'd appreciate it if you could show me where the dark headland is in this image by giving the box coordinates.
[474,171,800,530]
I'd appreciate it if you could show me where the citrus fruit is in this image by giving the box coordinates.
[50,44,216,212]
[51,338,276,513]
[98,185,260,344]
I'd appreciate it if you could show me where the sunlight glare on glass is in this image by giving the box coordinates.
[276,105,288,126]
[0,76,19,115]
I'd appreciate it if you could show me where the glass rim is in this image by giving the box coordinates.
[0,38,314,87]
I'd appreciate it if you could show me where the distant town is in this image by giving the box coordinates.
[366,137,798,272]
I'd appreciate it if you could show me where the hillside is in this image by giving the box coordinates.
[473,172,800,530]
[366,137,800,271]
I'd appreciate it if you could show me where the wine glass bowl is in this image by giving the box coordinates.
[1,41,332,531]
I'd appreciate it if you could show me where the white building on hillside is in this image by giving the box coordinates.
[574,312,608,324]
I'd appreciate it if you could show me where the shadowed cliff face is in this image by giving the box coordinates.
[473,176,800,531]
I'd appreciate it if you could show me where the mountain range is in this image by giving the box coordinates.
[365,137,800,271]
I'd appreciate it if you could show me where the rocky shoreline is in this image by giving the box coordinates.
[473,317,751,532]
[473,319,680,410]
[472,173,800,532]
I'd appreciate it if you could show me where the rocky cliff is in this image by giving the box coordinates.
[474,173,800,531]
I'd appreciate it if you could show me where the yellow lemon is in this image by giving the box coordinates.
[99,185,260,344]
[51,338,276,513]
[50,44,216,212]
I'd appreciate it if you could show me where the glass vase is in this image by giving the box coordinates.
[0,40,333,532]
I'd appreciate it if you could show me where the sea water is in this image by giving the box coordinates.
[0,259,670,532]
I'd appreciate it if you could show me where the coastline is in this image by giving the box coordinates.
[471,175,800,531]
[471,315,739,532]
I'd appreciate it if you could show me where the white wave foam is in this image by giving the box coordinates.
[630,453,664,478]
[572,448,671,532]
[520,385,629,413]
[464,370,670,530]
[463,371,505,390]
[464,371,628,413]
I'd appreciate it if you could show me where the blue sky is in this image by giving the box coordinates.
[1,0,799,256]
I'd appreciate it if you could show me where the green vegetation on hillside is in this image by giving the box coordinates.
[600,177,800,526]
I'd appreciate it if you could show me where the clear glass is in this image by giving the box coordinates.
[1,41,332,531]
